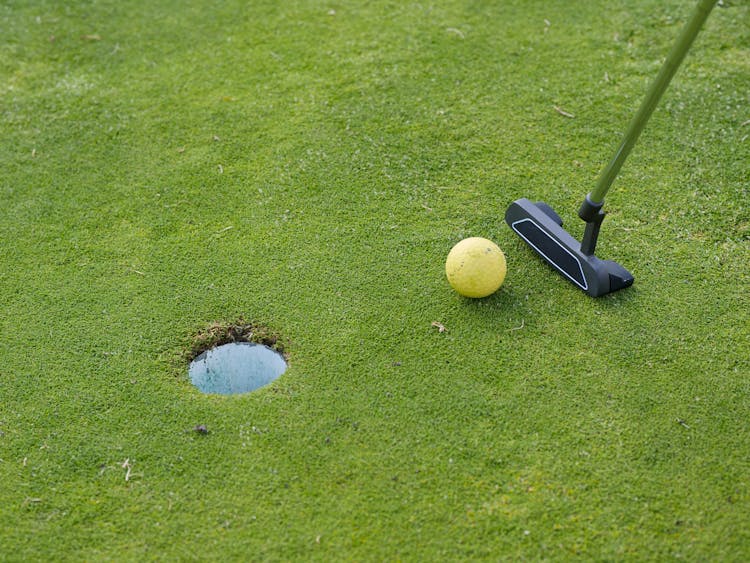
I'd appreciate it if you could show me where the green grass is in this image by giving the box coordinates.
[1,0,748,559]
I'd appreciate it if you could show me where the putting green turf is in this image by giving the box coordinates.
[1,0,748,559]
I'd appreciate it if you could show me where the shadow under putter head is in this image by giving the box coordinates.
[505,0,715,297]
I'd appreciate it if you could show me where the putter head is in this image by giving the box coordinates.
[505,198,633,297]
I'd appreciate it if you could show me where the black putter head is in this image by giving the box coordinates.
[505,198,633,297]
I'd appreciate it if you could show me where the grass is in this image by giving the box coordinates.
[1,0,748,559]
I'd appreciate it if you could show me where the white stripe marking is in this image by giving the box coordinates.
[511,218,588,291]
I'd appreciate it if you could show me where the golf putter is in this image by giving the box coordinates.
[505,0,716,296]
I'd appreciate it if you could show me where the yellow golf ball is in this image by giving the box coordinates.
[445,237,507,298]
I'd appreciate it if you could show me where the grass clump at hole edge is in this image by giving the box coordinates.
[186,319,287,362]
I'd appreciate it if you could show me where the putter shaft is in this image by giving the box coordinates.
[589,0,716,204]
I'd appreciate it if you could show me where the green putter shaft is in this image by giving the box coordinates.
[588,0,716,204]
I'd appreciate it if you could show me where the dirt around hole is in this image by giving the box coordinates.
[187,319,286,363]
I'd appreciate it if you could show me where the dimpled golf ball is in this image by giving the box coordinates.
[445,237,507,298]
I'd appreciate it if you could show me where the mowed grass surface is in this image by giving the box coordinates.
[1,0,748,559]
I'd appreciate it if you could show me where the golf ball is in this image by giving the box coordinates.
[445,237,507,298]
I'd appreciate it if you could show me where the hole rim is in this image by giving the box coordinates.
[189,340,287,395]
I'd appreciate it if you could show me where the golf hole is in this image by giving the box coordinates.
[189,342,287,395]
